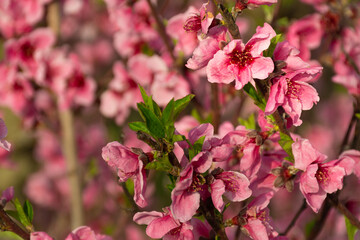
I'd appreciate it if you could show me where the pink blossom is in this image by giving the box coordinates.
[151,72,190,106]
[170,151,212,222]
[183,2,214,34]
[65,226,112,240]
[102,141,147,207]
[338,150,360,180]
[286,14,323,61]
[166,6,199,57]
[0,118,11,151]
[207,23,276,90]
[5,28,55,78]
[186,25,228,70]
[293,138,351,212]
[0,0,51,38]
[57,53,96,110]
[0,186,14,206]
[133,208,194,240]
[210,171,252,212]
[100,61,141,124]
[265,67,322,126]
[31,232,54,240]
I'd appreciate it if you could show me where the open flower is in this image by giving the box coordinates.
[207,23,275,90]
[134,207,194,240]
[293,138,353,212]
[102,142,147,208]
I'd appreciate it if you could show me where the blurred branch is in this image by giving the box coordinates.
[47,2,61,36]
[328,193,360,230]
[59,109,84,228]
[145,0,176,62]
[280,199,307,236]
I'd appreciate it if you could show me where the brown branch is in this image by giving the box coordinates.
[328,193,360,230]
[212,0,241,39]
[280,199,307,236]
[211,83,221,134]
[145,0,176,62]
[199,198,228,240]
[0,208,30,240]
[307,198,332,240]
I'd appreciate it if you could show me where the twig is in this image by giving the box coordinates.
[212,0,241,39]
[199,198,228,240]
[145,0,176,62]
[211,83,221,134]
[270,0,282,26]
[0,208,30,240]
[280,199,307,236]
[328,193,360,229]
[307,198,332,240]
[59,109,84,228]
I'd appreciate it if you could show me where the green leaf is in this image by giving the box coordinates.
[12,198,32,231]
[0,231,24,240]
[262,5,275,22]
[162,99,175,125]
[243,83,266,110]
[125,178,134,195]
[139,85,150,106]
[263,34,283,58]
[345,216,358,240]
[189,136,206,160]
[355,113,360,120]
[5,210,20,223]
[278,132,294,162]
[23,200,33,223]
[137,103,165,139]
[173,94,195,119]
[128,121,151,135]
[239,114,256,130]
[172,134,187,142]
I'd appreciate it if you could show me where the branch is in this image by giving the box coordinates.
[328,193,360,230]
[211,83,221,134]
[145,0,176,62]
[59,109,84,228]
[212,0,241,39]
[0,208,30,240]
[306,198,332,240]
[280,199,307,236]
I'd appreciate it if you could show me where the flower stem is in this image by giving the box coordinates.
[59,109,84,229]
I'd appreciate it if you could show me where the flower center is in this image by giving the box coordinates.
[228,49,254,69]
[315,167,329,184]
[286,78,301,99]
[68,71,86,88]
[20,41,35,59]
[189,174,205,192]
[183,15,201,32]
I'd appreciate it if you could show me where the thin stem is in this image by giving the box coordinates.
[211,83,221,134]
[340,114,355,153]
[270,0,282,26]
[145,0,176,62]
[59,109,84,228]
[0,208,30,240]
[307,198,332,240]
[280,199,307,236]
[328,193,360,229]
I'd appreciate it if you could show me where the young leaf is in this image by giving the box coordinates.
[23,200,34,223]
[243,83,266,110]
[345,216,358,240]
[279,132,294,162]
[128,121,151,135]
[173,94,195,119]
[145,157,172,172]
[263,34,283,58]
[137,103,165,139]
[0,232,24,240]
[12,198,32,231]
[162,99,175,125]
[239,114,256,130]
[139,85,150,106]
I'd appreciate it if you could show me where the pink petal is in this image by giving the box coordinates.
[146,214,180,239]
[207,51,234,84]
[133,211,164,225]
[293,138,327,171]
[244,219,269,240]
[247,23,276,56]
[302,188,327,213]
[300,164,319,194]
[234,66,252,90]
[250,56,274,80]
[31,232,54,240]
[210,179,226,212]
